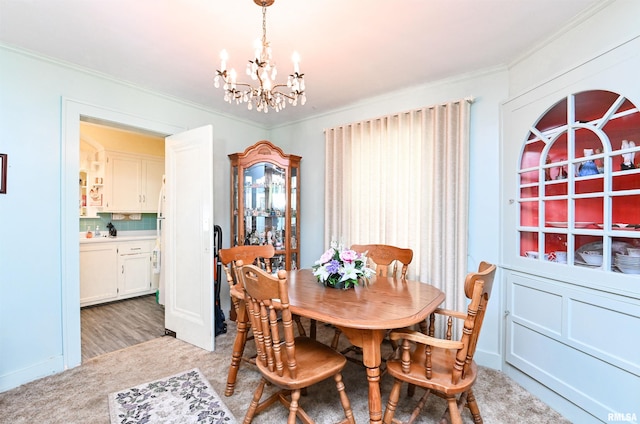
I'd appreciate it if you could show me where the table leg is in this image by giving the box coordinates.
[337,327,386,424]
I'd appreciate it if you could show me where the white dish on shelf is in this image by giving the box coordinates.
[546,221,566,227]
[579,251,603,266]
[616,264,640,274]
[574,258,601,268]
[547,221,593,228]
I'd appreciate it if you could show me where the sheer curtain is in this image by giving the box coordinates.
[324,98,471,313]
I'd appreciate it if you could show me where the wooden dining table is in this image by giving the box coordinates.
[286,269,445,424]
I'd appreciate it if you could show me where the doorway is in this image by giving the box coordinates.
[63,99,185,369]
[78,118,168,361]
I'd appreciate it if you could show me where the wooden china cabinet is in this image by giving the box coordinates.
[228,140,301,271]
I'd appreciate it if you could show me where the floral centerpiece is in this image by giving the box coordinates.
[312,241,375,289]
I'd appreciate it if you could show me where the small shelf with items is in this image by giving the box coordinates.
[517,90,640,276]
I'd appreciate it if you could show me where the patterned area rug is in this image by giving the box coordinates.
[108,368,236,423]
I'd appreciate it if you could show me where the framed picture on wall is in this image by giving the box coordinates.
[0,153,6,194]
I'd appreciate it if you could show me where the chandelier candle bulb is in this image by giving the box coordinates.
[292,51,300,73]
[219,49,228,71]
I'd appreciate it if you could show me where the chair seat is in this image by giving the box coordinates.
[385,346,478,396]
[257,336,347,391]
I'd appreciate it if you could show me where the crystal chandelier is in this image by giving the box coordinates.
[214,0,306,113]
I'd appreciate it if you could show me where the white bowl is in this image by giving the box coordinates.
[627,248,640,257]
[615,253,640,264]
[616,264,640,274]
[580,251,603,266]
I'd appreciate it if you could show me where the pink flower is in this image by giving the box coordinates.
[339,249,358,263]
[318,249,334,264]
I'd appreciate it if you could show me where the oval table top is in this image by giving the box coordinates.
[286,268,445,330]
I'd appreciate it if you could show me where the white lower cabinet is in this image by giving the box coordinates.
[80,239,155,307]
[80,243,118,305]
[118,242,153,297]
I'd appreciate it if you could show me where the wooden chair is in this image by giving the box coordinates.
[331,244,414,352]
[219,245,309,397]
[239,263,356,424]
[381,261,497,424]
[351,244,413,278]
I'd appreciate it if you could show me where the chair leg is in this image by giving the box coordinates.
[382,379,402,424]
[331,327,342,350]
[309,319,317,340]
[407,389,431,423]
[446,395,463,424]
[465,389,483,424]
[225,318,250,396]
[293,314,307,337]
[334,372,355,424]
[243,378,267,424]
[287,389,301,424]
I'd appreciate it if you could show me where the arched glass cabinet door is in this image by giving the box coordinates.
[518,90,640,274]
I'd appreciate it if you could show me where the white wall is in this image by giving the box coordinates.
[508,0,640,97]
[0,46,266,391]
[270,68,509,369]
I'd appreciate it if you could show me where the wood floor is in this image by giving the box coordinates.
[81,294,165,362]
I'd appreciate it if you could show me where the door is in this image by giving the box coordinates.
[164,125,215,351]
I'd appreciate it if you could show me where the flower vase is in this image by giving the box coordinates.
[325,280,352,290]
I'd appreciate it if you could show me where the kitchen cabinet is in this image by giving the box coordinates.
[80,238,156,307]
[118,242,154,296]
[80,242,119,306]
[103,151,164,212]
[229,140,301,271]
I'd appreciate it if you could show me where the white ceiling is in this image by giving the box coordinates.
[0,0,601,127]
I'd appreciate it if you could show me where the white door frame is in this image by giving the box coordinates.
[62,98,184,367]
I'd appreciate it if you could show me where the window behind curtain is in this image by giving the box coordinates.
[324,98,472,314]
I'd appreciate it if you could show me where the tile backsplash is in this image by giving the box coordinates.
[79,213,157,233]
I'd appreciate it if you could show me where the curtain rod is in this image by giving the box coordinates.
[324,95,475,133]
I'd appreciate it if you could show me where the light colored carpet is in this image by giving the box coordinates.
[0,319,570,423]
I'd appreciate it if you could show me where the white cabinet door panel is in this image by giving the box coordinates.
[80,243,118,306]
[118,252,152,296]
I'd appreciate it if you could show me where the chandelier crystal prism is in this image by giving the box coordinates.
[214,0,306,113]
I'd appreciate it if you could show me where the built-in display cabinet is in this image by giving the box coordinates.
[228,140,301,271]
[518,90,640,273]
[501,40,640,423]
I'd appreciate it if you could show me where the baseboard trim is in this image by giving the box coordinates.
[475,349,502,370]
[503,363,603,424]
[0,356,64,393]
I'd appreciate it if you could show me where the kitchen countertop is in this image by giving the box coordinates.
[79,230,157,244]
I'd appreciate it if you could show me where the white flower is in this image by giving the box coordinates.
[313,264,330,282]
[339,261,360,282]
